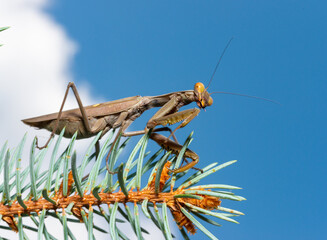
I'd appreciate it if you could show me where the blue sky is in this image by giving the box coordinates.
[2,0,327,239]
[46,1,327,239]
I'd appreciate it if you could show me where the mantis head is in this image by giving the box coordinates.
[194,82,213,109]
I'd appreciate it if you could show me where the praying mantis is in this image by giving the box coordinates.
[22,39,274,173]
[22,80,210,173]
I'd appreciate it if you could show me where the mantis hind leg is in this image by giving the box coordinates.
[36,82,94,150]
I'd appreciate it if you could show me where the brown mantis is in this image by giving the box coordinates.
[22,80,211,173]
[22,39,275,174]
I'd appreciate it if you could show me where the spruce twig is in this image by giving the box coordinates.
[0,130,245,239]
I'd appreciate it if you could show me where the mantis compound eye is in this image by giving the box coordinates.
[194,82,205,93]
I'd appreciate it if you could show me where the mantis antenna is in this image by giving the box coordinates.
[206,38,279,105]
[210,91,280,105]
[206,37,234,90]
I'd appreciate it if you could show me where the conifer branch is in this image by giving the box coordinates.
[0,129,245,239]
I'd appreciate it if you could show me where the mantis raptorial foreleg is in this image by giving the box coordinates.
[148,108,200,141]
[147,96,180,125]
[145,95,200,137]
